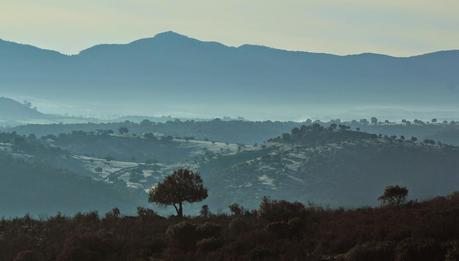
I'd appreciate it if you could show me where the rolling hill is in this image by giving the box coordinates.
[0,97,48,121]
[0,97,102,127]
[1,123,459,216]
[0,132,145,217]
[199,125,459,210]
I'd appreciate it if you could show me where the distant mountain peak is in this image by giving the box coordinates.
[153,31,191,40]
[128,31,199,45]
[78,31,198,55]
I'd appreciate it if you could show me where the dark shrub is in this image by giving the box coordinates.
[259,197,306,222]
[137,207,161,220]
[287,217,304,228]
[266,221,290,238]
[73,211,99,224]
[447,191,459,201]
[57,234,121,261]
[395,238,443,261]
[149,238,168,253]
[344,241,395,261]
[445,241,459,261]
[104,208,121,220]
[229,203,245,216]
[249,247,275,260]
[200,205,211,217]
[228,218,249,236]
[197,237,224,253]
[196,222,223,239]
[288,217,305,239]
[166,222,198,250]
[13,250,44,261]
[225,240,253,257]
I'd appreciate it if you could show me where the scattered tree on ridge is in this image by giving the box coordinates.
[118,127,129,135]
[378,185,408,206]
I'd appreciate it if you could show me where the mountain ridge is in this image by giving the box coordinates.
[2,31,458,58]
[1,31,458,119]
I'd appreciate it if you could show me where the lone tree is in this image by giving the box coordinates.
[378,185,408,206]
[149,168,208,217]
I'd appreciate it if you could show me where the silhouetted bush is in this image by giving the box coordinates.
[1,195,459,260]
[228,217,250,236]
[196,222,223,239]
[13,250,44,261]
[266,221,290,238]
[249,247,275,260]
[136,207,162,222]
[200,205,211,217]
[445,241,459,261]
[287,217,305,239]
[228,203,245,216]
[104,208,121,220]
[73,211,99,224]
[259,197,306,222]
[344,241,395,261]
[395,238,443,261]
[196,237,224,253]
[166,222,198,250]
[57,233,122,261]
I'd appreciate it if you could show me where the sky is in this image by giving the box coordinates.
[1,0,458,56]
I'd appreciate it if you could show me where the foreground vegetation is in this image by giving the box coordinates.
[2,193,459,261]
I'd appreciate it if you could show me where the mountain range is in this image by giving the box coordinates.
[1,31,458,120]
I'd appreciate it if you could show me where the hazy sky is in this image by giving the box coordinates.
[1,0,458,56]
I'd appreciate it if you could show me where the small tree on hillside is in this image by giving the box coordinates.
[371,117,378,125]
[378,185,408,206]
[118,127,129,135]
[148,168,208,217]
[229,203,245,216]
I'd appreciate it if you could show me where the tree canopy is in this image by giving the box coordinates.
[149,168,208,217]
[378,185,409,206]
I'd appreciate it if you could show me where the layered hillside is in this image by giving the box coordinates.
[0,132,145,217]
[200,125,459,209]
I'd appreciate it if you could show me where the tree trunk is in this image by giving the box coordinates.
[178,202,183,217]
[172,204,180,216]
